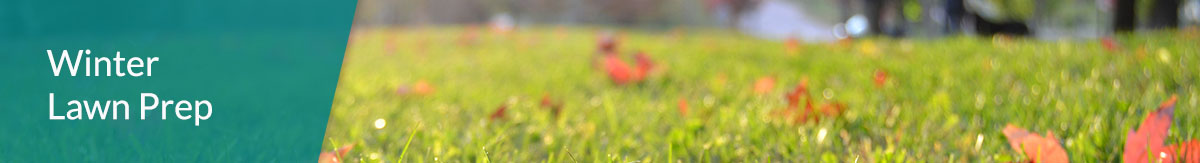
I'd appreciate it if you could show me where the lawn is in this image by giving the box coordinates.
[322,27,1200,162]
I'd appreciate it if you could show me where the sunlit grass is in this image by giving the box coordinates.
[323,27,1200,162]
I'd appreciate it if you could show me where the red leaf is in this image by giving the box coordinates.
[602,54,645,85]
[1165,140,1200,163]
[540,94,563,117]
[782,77,811,110]
[540,94,554,108]
[489,104,508,121]
[1124,95,1177,163]
[791,108,815,124]
[634,51,656,75]
[784,79,810,109]
[1102,37,1122,52]
[1002,125,1070,163]
[781,78,843,124]
[318,144,355,163]
[874,69,888,88]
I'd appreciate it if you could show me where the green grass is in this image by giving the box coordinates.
[322,27,1200,162]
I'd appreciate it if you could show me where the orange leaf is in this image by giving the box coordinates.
[412,80,435,95]
[677,98,689,116]
[318,144,355,163]
[1123,95,1177,163]
[1002,125,1070,163]
[818,101,846,117]
[753,76,776,95]
[784,36,801,54]
[396,80,435,96]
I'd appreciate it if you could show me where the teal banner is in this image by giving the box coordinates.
[0,0,356,162]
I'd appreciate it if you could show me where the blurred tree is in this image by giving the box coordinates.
[1149,0,1180,28]
[1115,0,1136,32]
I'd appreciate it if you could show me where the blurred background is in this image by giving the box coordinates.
[351,0,1200,41]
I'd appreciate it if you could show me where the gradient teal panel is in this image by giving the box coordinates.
[0,0,355,162]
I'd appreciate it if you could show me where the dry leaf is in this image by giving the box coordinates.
[1003,125,1069,163]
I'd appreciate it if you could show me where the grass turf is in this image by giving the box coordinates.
[323,27,1200,162]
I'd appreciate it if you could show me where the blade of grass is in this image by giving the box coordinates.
[668,142,674,163]
[399,123,420,162]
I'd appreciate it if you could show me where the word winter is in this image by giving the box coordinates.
[47,49,158,77]
[49,93,212,126]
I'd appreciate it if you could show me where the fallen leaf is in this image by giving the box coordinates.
[634,51,656,76]
[817,101,846,117]
[318,144,355,163]
[396,80,435,96]
[753,76,776,95]
[490,104,508,121]
[602,54,644,85]
[600,51,657,85]
[874,69,888,88]
[1164,140,1200,163]
[1102,37,1121,52]
[540,94,563,117]
[412,80,434,95]
[1003,125,1070,163]
[785,36,801,54]
[772,81,845,125]
[784,79,811,109]
[1124,95,1177,163]
[791,108,815,124]
[677,98,689,116]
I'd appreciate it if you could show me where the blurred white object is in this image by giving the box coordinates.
[737,0,837,42]
[1185,0,1200,26]
[846,15,869,37]
[374,118,386,129]
[490,13,514,32]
